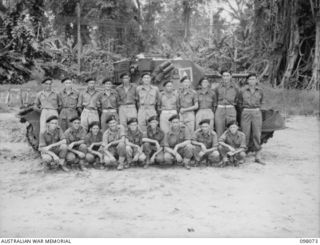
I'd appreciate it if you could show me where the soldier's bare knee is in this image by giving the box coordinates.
[86,153,95,163]
[79,144,87,153]
[139,153,146,162]
[239,151,246,159]
[66,152,76,163]
[42,154,52,164]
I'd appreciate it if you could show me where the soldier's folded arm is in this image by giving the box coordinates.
[173,140,191,152]
[142,138,160,148]
[88,142,102,151]
[191,140,206,151]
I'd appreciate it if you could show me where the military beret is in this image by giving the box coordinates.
[41,78,52,84]
[180,76,190,83]
[106,115,117,124]
[163,80,173,87]
[246,72,257,80]
[61,77,72,83]
[102,78,113,84]
[147,115,158,123]
[69,116,81,123]
[199,119,210,126]
[84,78,96,83]
[141,72,151,78]
[127,117,138,125]
[199,77,209,85]
[226,120,238,128]
[88,121,100,130]
[220,70,232,76]
[120,72,130,79]
[168,114,179,122]
[46,115,58,123]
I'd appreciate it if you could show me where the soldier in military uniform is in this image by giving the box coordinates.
[214,70,240,137]
[125,117,147,167]
[58,77,80,132]
[98,78,120,133]
[196,77,217,129]
[218,121,246,167]
[84,121,104,168]
[142,115,165,168]
[239,73,265,165]
[102,116,127,170]
[34,78,60,135]
[116,73,138,126]
[163,114,194,169]
[159,80,179,135]
[77,78,100,132]
[136,72,160,132]
[178,77,198,135]
[191,119,220,166]
[64,117,88,170]
[38,115,69,172]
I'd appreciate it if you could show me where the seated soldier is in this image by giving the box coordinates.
[38,115,69,172]
[142,115,165,168]
[102,116,126,170]
[191,119,220,166]
[164,114,194,170]
[64,116,88,171]
[125,118,147,167]
[84,121,104,169]
[218,120,247,167]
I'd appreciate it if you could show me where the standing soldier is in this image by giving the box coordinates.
[64,117,88,170]
[142,115,165,168]
[191,119,220,166]
[84,121,104,168]
[137,72,160,132]
[34,78,60,135]
[98,78,120,133]
[159,80,179,135]
[102,116,127,170]
[196,77,217,129]
[38,115,69,172]
[214,70,240,137]
[239,73,265,165]
[178,77,198,135]
[218,121,246,167]
[77,78,100,132]
[164,114,194,169]
[125,118,147,167]
[58,77,80,132]
[116,73,138,126]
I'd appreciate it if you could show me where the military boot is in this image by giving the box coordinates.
[254,150,266,165]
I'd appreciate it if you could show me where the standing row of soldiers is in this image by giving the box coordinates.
[35,71,265,172]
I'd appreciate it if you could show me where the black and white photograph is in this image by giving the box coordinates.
[0,0,319,241]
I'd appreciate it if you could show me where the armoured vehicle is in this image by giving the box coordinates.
[17,57,285,152]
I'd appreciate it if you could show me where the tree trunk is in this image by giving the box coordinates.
[76,1,81,76]
[183,1,191,42]
[311,5,320,89]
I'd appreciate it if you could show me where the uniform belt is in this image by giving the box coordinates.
[243,108,260,110]
[61,107,76,109]
[217,105,234,108]
[42,108,58,110]
[103,109,117,113]
[120,104,135,107]
[161,109,177,111]
[140,104,155,108]
[84,107,97,111]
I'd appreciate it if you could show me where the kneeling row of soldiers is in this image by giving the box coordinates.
[39,113,250,171]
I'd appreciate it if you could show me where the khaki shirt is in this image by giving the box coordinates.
[39,127,65,148]
[239,86,264,108]
[160,90,179,110]
[165,125,191,148]
[102,125,126,145]
[214,82,240,106]
[178,88,198,108]
[77,88,101,109]
[197,89,217,109]
[116,84,137,105]
[146,125,165,146]
[59,88,79,109]
[84,131,103,146]
[193,129,218,148]
[35,90,60,110]
[137,85,160,107]
[127,128,144,146]
[98,89,119,109]
[219,130,246,149]
[64,126,87,144]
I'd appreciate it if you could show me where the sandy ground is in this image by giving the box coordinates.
[0,112,319,238]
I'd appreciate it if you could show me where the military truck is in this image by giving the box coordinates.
[17,57,285,152]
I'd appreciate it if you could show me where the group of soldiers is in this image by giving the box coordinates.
[35,70,265,172]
